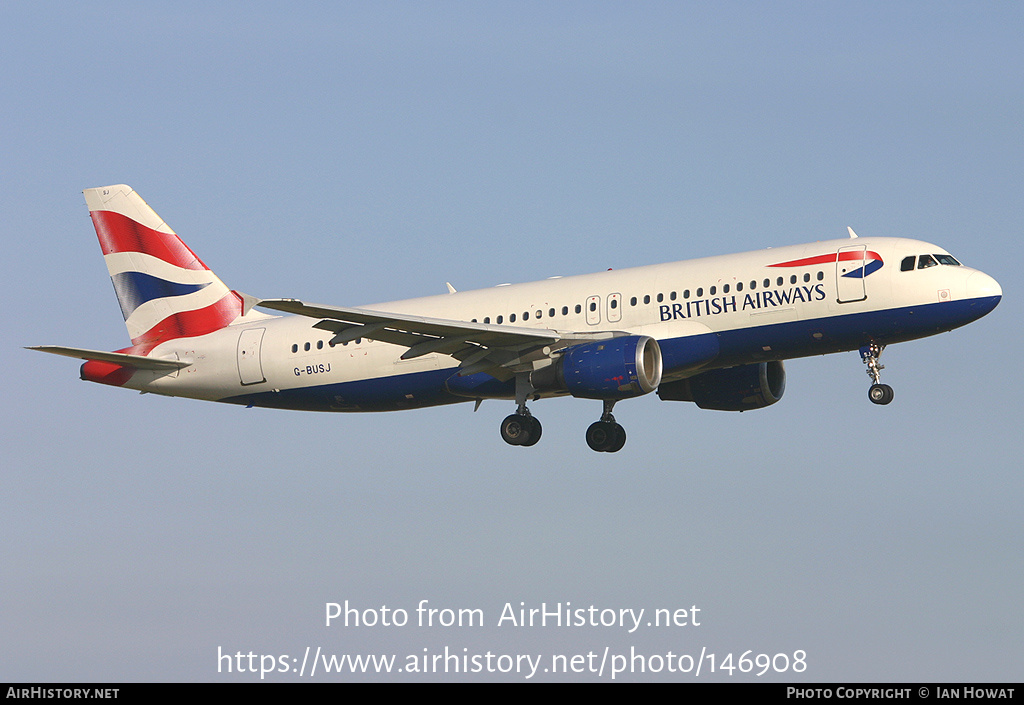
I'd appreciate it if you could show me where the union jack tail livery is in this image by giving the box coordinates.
[85,185,243,346]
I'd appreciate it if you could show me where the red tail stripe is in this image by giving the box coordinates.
[80,360,135,387]
[79,342,179,387]
[91,210,211,271]
[130,292,242,345]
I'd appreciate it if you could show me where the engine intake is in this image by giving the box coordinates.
[532,335,663,400]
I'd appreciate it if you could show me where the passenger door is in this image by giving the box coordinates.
[836,245,868,303]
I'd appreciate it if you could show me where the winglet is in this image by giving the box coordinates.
[848,226,859,239]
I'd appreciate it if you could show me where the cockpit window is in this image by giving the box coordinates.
[902,253,963,272]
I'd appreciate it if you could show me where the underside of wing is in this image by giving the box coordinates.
[258,298,622,378]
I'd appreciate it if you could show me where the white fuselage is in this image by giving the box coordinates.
[120,236,1001,412]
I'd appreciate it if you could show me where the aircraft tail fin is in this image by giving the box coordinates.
[84,185,243,345]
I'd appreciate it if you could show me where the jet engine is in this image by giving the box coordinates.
[532,335,663,400]
[657,360,785,411]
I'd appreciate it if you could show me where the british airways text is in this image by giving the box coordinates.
[660,284,826,321]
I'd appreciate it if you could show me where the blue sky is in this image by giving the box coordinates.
[2,2,1021,681]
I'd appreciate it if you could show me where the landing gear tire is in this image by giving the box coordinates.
[868,383,894,405]
[501,414,541,446]
[500,414,530,446]
[586,421,626,453]
[522,416,542,446]
[606,424,626,453]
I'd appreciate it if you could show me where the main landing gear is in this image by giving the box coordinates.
[499,375,627,452]
[500,411,542,446]
[861,342,894,405]
[499,404,627,452]
[586,400,626,453]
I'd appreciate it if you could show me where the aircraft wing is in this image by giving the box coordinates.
[258,298,621,378]
[27,345,192,370]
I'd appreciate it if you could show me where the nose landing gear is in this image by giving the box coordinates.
[861,343,894,405]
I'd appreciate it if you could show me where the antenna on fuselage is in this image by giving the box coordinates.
[848,227,859,239]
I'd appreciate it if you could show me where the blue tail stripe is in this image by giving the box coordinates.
[110,272,210,320]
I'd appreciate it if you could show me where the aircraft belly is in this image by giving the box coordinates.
[714,296,997,366]
[220,366,464,412]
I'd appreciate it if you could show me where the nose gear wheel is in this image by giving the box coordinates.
[860,343,894,405]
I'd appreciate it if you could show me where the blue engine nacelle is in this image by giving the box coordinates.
[656,360,785,411]
[532,335,663,400]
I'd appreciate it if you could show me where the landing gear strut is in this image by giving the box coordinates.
[501,373,543,447]
[861,342,894,405]
[586,400,627,453]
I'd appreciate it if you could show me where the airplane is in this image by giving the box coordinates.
[30,185,1002,452]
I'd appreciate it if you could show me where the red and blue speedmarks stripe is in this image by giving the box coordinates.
[769,250,884,278]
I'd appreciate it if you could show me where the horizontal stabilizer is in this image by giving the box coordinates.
[26,345,191,370]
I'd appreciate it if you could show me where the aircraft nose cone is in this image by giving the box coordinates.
[967,270,1002,300]
[966,271,1001,318]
